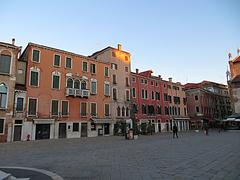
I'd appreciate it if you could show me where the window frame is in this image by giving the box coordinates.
[91,79,97,94]
[61,100,69,116]
[0,53,12,75]
[104,67,109,77]
[0,118,5,135]
[125,89,130,101]
[90,63,97,74]
[53,54,61,67]
[73,123,79,132]
[27,97,38,116]
[51,99,59,116]
[80,102,88,116]
[90,102,97,117]
[104,81,110,96]
[82,61,88,72]
[32,49,40,63]
[132,87,136,98]
[16,96,24,112]
[0,83,8,109]
[65,57,72,69]
[29,68,40,87]
[104,103,110,117]
[52,71,61,90]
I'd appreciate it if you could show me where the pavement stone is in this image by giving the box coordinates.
[0,130,239,180]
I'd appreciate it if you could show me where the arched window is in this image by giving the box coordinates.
[0,83,7,108]
[67,78,73,88]
[74,80,80,89]
[117,106,121,117]
[81,81,87,90]
[0,50,12,74]
[122,107,125,117]
[126,107,129,117]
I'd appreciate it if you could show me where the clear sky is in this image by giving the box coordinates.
[1,0,239,85]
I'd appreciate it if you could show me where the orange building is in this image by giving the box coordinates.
[21,43,112,140]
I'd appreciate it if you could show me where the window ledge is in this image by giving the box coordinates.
[0,73,10,76]
[0,108,7,111]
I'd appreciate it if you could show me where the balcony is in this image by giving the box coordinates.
[75,89,81,97]
[82,89,90,98]
[66,88,75,96]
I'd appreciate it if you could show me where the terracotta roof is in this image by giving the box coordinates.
[231,55,240,63]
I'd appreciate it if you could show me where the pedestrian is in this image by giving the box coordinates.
[173,124,178,138]
[204,123,209,136]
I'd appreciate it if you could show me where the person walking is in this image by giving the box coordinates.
[204,123,209,136]
[173,124,178,138]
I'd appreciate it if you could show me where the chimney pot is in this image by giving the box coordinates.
[12,38,15,45]
[158,75,161,78]
[228,52,232,60]
[118,44,122,51]
[136,69,139,74]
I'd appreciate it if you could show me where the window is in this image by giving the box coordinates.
[174,96,180,104]
[126,77,129,86]
[81,102,87,116]
[141,89,145,99]
[0,119,4,134]
[145,90,148,99]
[73,123,79,132]
[152,91,154,100]
[105,104,110,116]
[178,107,181,115]
[151,81,154,86]
[165,107,169,115]
[126,107,129,117]
[51,100,59,116]
[113,88,117,100]
[32,49,40,63]
[104,82,110,96]
[184,108,187,116]
[141,79,144,83]
[67,78,73,88]
[52,73,60,89]
[16,97,24,111]
[195,95,199,101]
[157,106,161,114]
[122,107,125,117]
[132,88,136,98]
[81,81,87,90]
[28,98,37,116]
[125,67,129,72]
[196,106,200,113]
[0,54,11,74]
[65,57,72,68]
[91,81,97,94]
[132,77,136,82]
[90,64,96,74]
[30,70,39,86]
[74,80,80,89]
[82,62,88,72]
[113,74,117,84]
[117,106,121,116]
[156,92,160,100]
[145,80,148,84]
[164,93,168,101]
[126,90,130,101]
[104,67,109,77]
[62,101,69,116]
[142,105,147,114]
[183,98,187,105]
[91,102,97,116]
[168,95,172,103]
[111,63,117,70]
[0,84,7,108]
[54,54,61,67]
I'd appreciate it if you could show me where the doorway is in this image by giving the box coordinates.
[35,124,50,140]
[13,125,22,141]
[81,123,88,137]
[104,123,110,135]
[59,123,67,138]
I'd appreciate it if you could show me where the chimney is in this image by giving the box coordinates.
[12,38,15,45]
[117,44,122,51]
[169,77,172,82]
[238,48,240,56]
[158,75,161,79]
[136,69,139,74]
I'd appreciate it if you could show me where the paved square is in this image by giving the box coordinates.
[0,131,240,180]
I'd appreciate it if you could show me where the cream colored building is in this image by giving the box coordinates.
[90,44,132,131]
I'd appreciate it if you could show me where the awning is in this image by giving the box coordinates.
[91,118,114,124]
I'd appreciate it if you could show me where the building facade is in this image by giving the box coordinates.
[166,78,190,131]
[228,50,240,113]
[90,44,132,133]
[20,43,112,140]
[131,70,189,133]
[0,40,22,142]
[185,81,231,129]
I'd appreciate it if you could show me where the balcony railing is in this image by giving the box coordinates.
[66,88,90,98]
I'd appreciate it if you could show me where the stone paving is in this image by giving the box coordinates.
[0,130,240,180]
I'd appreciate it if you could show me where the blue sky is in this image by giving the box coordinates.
[1,0,239,84]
